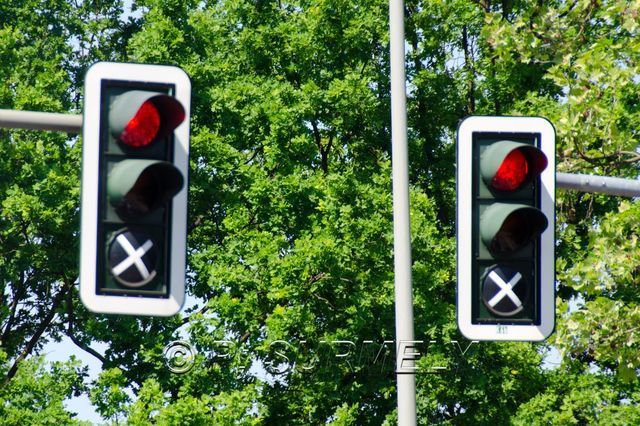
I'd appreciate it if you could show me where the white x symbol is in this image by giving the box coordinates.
[112,234,155,280]
[487,271,523,309]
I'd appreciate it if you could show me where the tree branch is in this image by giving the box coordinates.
[65,289,106,365]
[0,270,31,349]
[4,281,71,384]
[180,305,210,325]
[310,119,336,173]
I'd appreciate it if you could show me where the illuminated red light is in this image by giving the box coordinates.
[119,101,161,147]
[492,149,528,191]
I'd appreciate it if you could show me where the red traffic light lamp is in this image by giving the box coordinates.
[110,91,186,147]
[483,142,547,191]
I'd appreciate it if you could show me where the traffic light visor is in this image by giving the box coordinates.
[481,141,547,192]
[481,203,548,255]
[109,91,185,147]
[107,159,185,218]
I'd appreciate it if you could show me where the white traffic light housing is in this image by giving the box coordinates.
[457,116,555,341]
[80,62,190,316]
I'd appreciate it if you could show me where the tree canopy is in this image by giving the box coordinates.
[1,0,640,424]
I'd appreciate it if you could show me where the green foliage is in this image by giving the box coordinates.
[125,379,261,425]
[513,368,640,425]
[555,201,640,381]
[90,368,130,422]
[415,341,545,424]
[0,353,88,425]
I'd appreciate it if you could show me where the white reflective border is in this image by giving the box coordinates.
[80,62,190,316]
[457,116,555,341]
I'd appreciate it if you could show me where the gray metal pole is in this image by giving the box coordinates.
[389,0,417,424]
[0,109,82,133]
[556,172,640,197]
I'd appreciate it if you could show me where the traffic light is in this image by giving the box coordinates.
[457,116,555,341]
[80,62,190,316]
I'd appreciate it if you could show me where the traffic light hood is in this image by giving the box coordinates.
[107,159,184,218]
[109,90,185,147]
[480,203,549,256]
[481,141,548,192]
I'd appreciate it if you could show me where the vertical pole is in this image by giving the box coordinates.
[389,0,417,424]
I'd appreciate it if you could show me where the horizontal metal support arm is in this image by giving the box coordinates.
[1,109,639,198]
[557,172,640,197]
[0,109,82,133]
